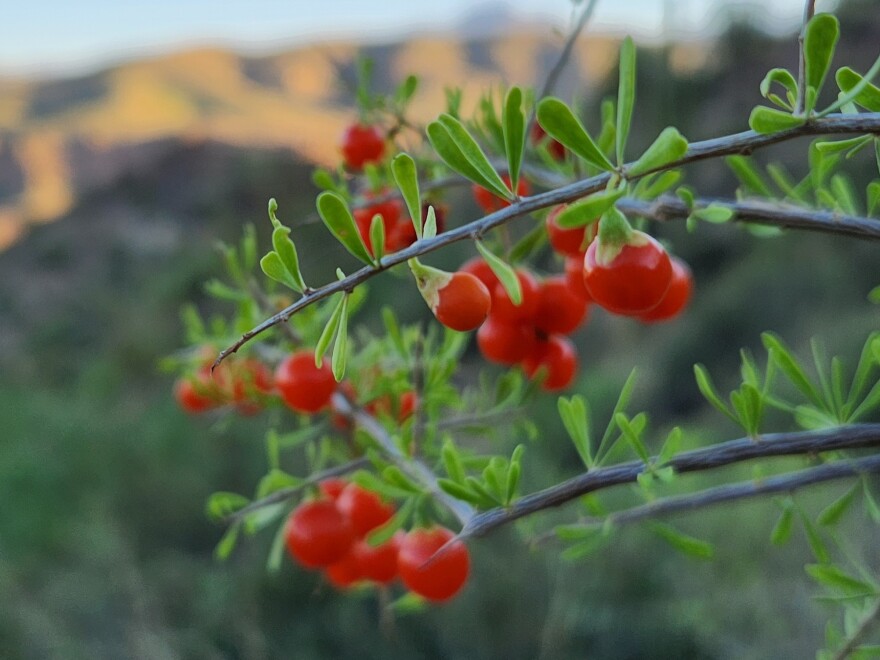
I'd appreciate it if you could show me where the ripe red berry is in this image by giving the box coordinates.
[522,334,578,391]
[231,358,274,408]
[275,350,337,414]
[319,478,347,501]
[352,532,403,585]
[639,257,693,323]
[564,256,592,302]
[431,271,492,332]
[531,122,566,160]
[472,175,530,214]
[476,316,538,365]
[285,500,355,568]
[325,550,363,589]
[397,527,470,602]
[491,270,540,324]
[535,276,589,335]
[340,123,385,170]
[545,205,596,258]
[460,257,500,296]
[354,196,406,255]
[173,376,216,413]
[336,484,395,537]
[583,231,673,315]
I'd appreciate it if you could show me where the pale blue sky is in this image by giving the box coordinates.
[1,0,809,78]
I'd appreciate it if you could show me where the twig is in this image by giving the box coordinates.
[215,113,880,365]
[618,195,880,241]
[225,457,369,524]
[458,423,880,539]
[795,0,818,115]
[833,597,880,660]
[536,0,602,103]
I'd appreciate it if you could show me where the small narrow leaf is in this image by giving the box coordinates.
[627,127,689,177]
[759,68,798,107]
[693,364,738,424]
[272,225,306,292]
[799,509,831,563]
[536,97,615,171]
[475,240,521,305]
[427,122,507,201]
[502,86,526,192]
[836,66,880,112]
[817,484,859,526]
[558,396,592,468]
[762,333,826,409]
[615,413,650,464]
[726,155,773,197]
[803,13,840,113]
[656,427,682,466]
[206,492,251,521]
[693,205,735,224]
[442,440,467,483]
[805,564,875,596]
[316,191,374,264]
[315,293,345,367]
[260,252,302,292]
[868,181,880,217]
[771,502,795,545]
[649,522,714,560]
[369,214,386,262]
[437,479,485,506]
[331,294,350,381]
[391,153,422,238]
[749,106,806,134]
[616,36,636,165]
[437,113,511,197]
[423,205,438,239]
[214,524,240,561]
[556,187,626,229]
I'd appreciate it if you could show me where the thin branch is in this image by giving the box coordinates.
[216,113,880,365]
[795,0,818,115]
[600,453,880,529]
[225,457,369,524]
[833,597,880,660]
[458,424,880,539]
[537,0,601,103]
[619,195,880,241]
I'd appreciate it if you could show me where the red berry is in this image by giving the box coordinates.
[275,350,337,414]
[491,270,540,324]
[432,271,492,332]
[336,484,395,537]
[564,256,592,302]
[460,257,500,295]
[325,550,363,589]
[522,335,578,391]
[354,196,405,255]
[583,231,673,315]
[639,257,693,323]
[352,532,403,585]
[546,205,596,257]
[535,276,589,335]
[476,317,538,365]
[285,500,355,568]
[472,175,530,214]
[398,391,418,420]
[531,122,566,160]
[397,527,470,602]
[231,359,273,402]
[340,123,385,170]
[365,390,417,421]
[173,377,216,413]
[319,478,347,501]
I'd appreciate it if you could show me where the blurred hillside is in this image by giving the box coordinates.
[1,3,880,658]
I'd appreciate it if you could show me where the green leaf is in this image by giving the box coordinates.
[799,509,831,563]
[316,191,374,265]
[331,294,350,381]
[596,368,638,462]
[868,181,880,217]
[759,68,798,109]
[559,396,592,468]
[864,480,880,524]
[369,214,386,261]
[817,483,859,526]
[427,121,507,201]
[536,97,615,171]
[803,13,840,113]
[846,332,880,411]
[831,174,859,215]
[271,225,306,293]
[749,106,806,134]
[849,378,880,422]
[726,155,773,197]
[206,492,250,521]
[627,127,689,177]
[656,427,682,466]
[555,187,626,229]
[391,153,422,239]
[437,479,485,506]
[815,135,873,156]
[366,498,415,547]
[475,240,521,305]
[441,440,467,483]
[437,113,511,197]
[771,501,795,545]
[615,413,650,464]
[836,67,880,112]
[616,36,636,165]
[693,205,734,224]
[255,469,301,498]
[505,445,525,504]
[767,163,809,203]
[260,252,301,292]
[502,86,526,193]
[762,333,827,410]
[315,293,345,368]
[559,526,610,560]
[693,364,738,424]
[266,518,289,573]
[805,564,875,596]
[213,524,240,561]
[649,522,714,560]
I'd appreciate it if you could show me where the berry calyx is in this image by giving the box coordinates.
[534,276,589,335]
[472,174,530,214]
[411,261,492,332]
[336,483,395,537]
[397,527,470,602]
[275,350,337,414]
[476,316,538,365]
[285,499,355,568]
[546,205,596,258]
[340,123,385,170]
[522,334,578,391]
[639,256,693,323]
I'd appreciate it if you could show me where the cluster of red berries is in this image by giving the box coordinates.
[173,355,273,415]
[285,479,470,601]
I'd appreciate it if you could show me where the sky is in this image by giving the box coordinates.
[1,0,812,78]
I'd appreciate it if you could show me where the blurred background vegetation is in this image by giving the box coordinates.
[1,1,879,657]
